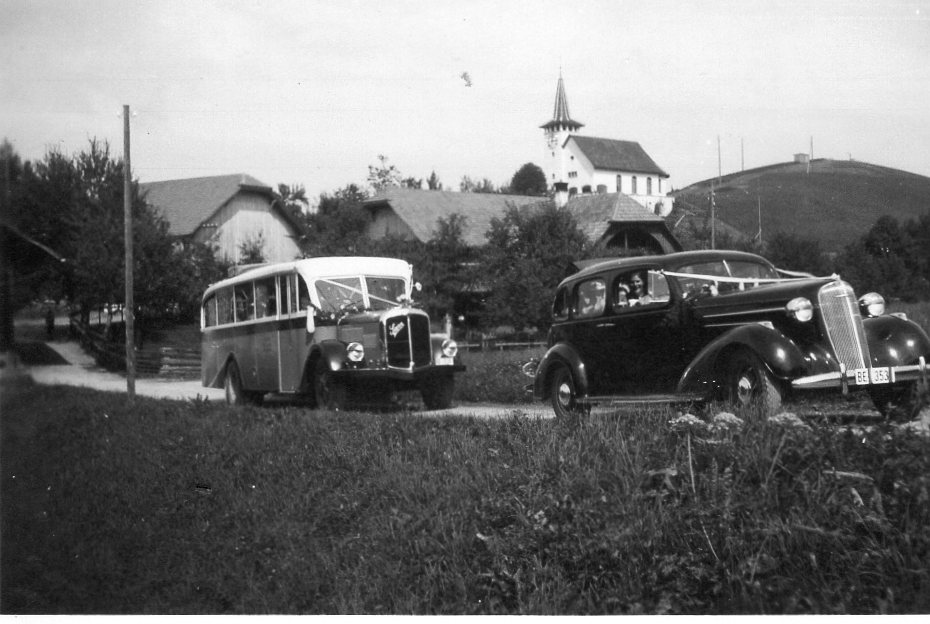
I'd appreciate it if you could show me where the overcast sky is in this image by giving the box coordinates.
[3,0,929,202]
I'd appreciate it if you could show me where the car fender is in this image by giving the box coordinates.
[864,315,930,367]
[534,342,590,400]
[676,323,808,394]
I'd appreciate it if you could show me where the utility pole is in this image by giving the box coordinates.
[123,105,135,400]
[741,137,744,171]
[717,135,722,182]
[710,182,716,250]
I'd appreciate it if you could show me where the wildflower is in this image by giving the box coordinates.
[767,412,811,431]
[711,411,744,433]
[669,413,708,435]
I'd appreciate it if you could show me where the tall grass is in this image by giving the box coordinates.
[2,383,928,614]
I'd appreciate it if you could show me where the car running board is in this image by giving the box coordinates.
[583,393,705,406]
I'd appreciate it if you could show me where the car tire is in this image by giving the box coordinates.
[869,382,928,422]
[549,364,587,421]
[725,350,783,417]
[313,358,346,411]
[421,374,455,410]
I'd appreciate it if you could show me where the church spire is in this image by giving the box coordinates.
[541,73,583,132]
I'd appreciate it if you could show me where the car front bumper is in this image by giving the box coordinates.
[791,356,928,393]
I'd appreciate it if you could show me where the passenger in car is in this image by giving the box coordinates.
[629,272,653,306]
[615,283,630,308]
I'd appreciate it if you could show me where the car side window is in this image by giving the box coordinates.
[552,287,570,322]
[575,278,606,319]
[611,270,669,311]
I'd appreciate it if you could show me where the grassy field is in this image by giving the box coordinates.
[2,381,929,614]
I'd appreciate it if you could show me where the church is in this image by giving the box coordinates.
[542,74,674,217]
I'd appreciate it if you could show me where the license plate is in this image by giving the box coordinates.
[854,367,889,385]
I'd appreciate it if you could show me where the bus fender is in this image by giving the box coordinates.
[207,354,237,389]
[676,324,808,395]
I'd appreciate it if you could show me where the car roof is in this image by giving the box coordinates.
[564,250,775,285]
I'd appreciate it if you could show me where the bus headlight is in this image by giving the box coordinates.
[858,292,885,318]
[441,339,458,358]
[347,342,365,362]
[786,297,813,322]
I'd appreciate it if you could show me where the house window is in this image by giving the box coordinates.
[658,178,662,194]
[568,171,578,179]
[632,176,638,194]
[647,177,652,195]
[616,175,622,193]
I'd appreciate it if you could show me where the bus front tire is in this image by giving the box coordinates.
[314,359,346,411]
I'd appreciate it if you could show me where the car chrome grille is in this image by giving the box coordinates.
[817,281,869,370]
[383,312,432,368]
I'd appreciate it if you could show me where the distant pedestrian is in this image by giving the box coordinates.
[45,306,55,340]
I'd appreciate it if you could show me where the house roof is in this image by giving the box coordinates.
[569,136,669,177]
[140,174,277,236]
[362,188,544,246]
[566,192,665,243]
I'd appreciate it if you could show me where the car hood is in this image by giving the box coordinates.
[689,276,839,317]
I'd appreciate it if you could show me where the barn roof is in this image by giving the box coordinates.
[362,188,545,246]
[565,193,665,242]
[140,174,276,236]
[568,136,669,177]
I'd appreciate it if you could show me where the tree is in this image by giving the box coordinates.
[762,232,832,276]
[237,232,267,264]
[480,201,591,333]
[367,154,402,192]
[426,170,443,190]
[460,176,498,194]
[273,183,309,218]
[299,184,372,256]
[509,162,548,196]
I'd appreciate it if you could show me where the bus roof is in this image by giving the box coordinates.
[203,256,413,298]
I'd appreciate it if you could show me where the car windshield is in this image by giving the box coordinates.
[675,259,779,297]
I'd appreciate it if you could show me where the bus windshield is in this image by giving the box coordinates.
[315,276,407,313]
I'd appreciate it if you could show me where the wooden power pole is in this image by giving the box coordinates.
[123,105,135,400]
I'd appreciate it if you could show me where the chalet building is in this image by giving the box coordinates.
[567,192,681,254]
[140,174,303,264]
[542,75,673,216]
[362,188,543,246]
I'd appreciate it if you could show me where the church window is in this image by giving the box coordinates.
[616,175,622,192]
[647,177,652,195]
[632,176,638,194]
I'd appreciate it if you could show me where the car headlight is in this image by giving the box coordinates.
[441,339,458,358]
[346,342,365,362]
[858,292,885,318]
[786,297,813,322]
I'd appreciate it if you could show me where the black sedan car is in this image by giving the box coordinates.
[524,250,930,420]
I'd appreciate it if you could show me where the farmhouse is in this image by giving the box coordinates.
[541,74,673,216]
[140,174,303,264]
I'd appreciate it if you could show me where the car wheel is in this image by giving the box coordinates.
[421,374,454,410]
[870,382,928,422]
[313,358,346,411]
[549,364,587,420]
[725,350,783,416]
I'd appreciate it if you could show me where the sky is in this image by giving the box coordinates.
[3,0,930,204]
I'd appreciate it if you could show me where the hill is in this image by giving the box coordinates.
[671,159,930,252]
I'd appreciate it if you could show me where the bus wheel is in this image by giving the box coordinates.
[421,374,454,410]
[224,361,246,406]
[314,359,346,411]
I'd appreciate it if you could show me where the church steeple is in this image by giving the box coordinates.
[540,74,584,137]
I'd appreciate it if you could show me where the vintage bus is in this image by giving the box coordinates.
[201,257,464,409]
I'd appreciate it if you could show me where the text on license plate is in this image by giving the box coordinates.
[854,367,889,385]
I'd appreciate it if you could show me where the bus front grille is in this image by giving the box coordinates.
[384,313,432,368]
[817,281,869,371]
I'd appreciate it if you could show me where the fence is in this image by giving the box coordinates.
[69,316,201,379]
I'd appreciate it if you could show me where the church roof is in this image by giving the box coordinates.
[569,136,669,177]
[362,188,544,246]
[566,192,665,242]
[140,174,276,236]
[540,75,584,131]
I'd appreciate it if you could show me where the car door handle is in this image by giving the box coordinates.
[596,323,616,328]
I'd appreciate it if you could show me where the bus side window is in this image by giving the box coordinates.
[278,275,291,315]
[235,285,254,322]
[297,276,311,312]
[255,277,276,318]
[203,294,217,327]
[217,288,234,325]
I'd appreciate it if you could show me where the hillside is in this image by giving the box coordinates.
[671,159,930,252]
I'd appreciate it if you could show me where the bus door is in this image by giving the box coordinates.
[278,273,310,392]
[252,277,279,390]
